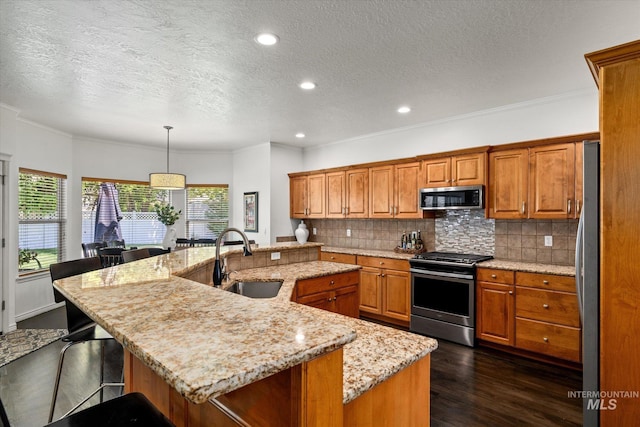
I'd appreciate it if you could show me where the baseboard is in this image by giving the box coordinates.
[15,301,65,322]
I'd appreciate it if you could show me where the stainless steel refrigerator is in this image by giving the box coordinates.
[576,140,600,427]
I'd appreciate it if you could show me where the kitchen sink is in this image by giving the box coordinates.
[225,281,283,298]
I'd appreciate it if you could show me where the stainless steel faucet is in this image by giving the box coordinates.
[212,227,253,286]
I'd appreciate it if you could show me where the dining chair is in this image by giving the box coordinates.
[107,239,126,248]
[49,257,124,422]
[122,248,151,263]
[97,247,125,268]
[147,247,171,257]
[2,393,175,427]
[175,238,192,249]
[81,242,106,258]
[223,239,256,246]
[192,238,216,247]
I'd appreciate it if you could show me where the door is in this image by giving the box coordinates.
[476,281,514,345]
[369,165,394,218]
[528,143,575,219]
[452,153,486,186]
[489,149,528,219]
[359,267,382,314]
[307,173,325,218]
[290,176,308,218]
[423,157,451,188]
[382,269,411,322]
[326,171,346,218]
[394,162,422,219]
[345,168,369,218]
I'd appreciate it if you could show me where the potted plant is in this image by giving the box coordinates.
[154,203,181,250]
[19,248,41,271]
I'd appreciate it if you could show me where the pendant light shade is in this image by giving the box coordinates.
[149,125,186,190]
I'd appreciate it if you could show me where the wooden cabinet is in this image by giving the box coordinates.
[423,152,486,188]
[369,162,423,219]
[326,171,346,218]
[295,271,360,318]
[476,268,515,346]
[489,141,584,219]
[357,256,411,326]
[289,173,325,219]
[514,272,581,363]
[320,252,357,264]
[345,168,369,218]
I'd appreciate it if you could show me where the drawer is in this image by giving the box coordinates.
[516,288,580,327]
[516,272,576,293]
[477,268,515,284]
[320,252,356,264]
[357,256,409,271]
[296,271,359,297]
[516,318,581,362]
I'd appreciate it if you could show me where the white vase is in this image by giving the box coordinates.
[295,220,309,244]
[162,226,177,250]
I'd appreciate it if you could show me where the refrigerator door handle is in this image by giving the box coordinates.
[576,209,585,324]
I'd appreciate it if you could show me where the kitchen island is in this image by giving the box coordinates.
[52,243,437,426]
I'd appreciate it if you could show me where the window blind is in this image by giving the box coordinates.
[186,185,229,239]
[82,178,169,246]
[18,168,67,275]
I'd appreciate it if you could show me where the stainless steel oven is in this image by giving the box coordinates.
[410,252,492,347]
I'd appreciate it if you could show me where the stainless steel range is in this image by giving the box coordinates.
[409,251,493,347]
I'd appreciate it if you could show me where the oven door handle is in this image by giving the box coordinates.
[410,268,474,281]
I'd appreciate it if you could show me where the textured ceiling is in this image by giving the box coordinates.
[1,0,639,151]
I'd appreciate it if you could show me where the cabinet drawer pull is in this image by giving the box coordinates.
[543,337,549,342]
[567,199,572,214]
[543,303,549,309]
[327,298,332,302]
[330,280,335,285]
[522,201,526,214]
[508,291,513,295]
[379,261,384,265]
[333,296,337,301]
[491,274,497,279]
[577,200,581,214]
[330,256,335,260]
[543,280,549,285]
[381,273,385,277]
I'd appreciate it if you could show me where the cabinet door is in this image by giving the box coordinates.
[394,162,422,219]
[489,148,528,219]
[307,173,326,218]
[452,153,486,186]
[359,267,382,314]
[334,285,360,318]
[290,176,308,218]
[476,281,515,346]
[369,165,394,218]
[423,157,451,188]
[528,143,575,219]
[574,141,583,219]
[326,171,346,218]
[346,168,369,218]
[382,269,411,322]
[297,290,334,312]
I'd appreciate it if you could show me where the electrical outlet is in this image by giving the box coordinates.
[346,229,351,237]
[544,236,553,247]
[271,252,281,260]
[313,227,317,235]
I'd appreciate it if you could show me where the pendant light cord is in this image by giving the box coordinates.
[164,125,173,173]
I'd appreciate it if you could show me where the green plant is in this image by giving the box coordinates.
[19,248,41,269]
[154,202,182,226]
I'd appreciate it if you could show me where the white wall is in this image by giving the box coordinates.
[302,90,599,171]
[270,144,303,242]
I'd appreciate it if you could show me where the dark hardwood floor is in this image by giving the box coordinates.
[2,309,581,426]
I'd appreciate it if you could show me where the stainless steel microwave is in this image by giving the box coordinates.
[419,185,484,210]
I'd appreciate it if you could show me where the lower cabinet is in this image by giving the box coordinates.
[358,256,411,326]
[295,271,360,318]
[476,268,581,364]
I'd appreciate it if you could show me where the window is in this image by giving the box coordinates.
[82,179,169,246]
[18,168,66,275]
[186,185,229,239]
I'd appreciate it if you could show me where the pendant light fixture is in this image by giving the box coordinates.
[149,125,186,190]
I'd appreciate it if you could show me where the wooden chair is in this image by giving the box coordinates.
[107,239,126,248]
[81,242,106,258]
[192,238,216,247]
[2,393,175,426]
[175,238,192,249]
[97,247,125,268]
[122,248,151,263]
[49,257,124,422]
[148,247,171,257]
[223,239,256,246]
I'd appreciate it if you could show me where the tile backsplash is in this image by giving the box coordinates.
[290,213,578,266]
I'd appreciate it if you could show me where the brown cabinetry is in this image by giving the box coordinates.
[295,271,360,318]
[345,168,369,218]
[489,148,529,219]
[514,272,581,363]
[289,173,325,219]
[476,268,515,346]
[320,252,357,264]
[423,152,486,188]
[369,162,423,219]
[357,256,411,326]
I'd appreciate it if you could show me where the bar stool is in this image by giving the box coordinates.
[48,257,124,422]
[1,393,175,426]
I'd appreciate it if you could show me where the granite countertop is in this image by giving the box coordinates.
[478,259,575,276]
[322,246,415,261]
[53,243,437,406]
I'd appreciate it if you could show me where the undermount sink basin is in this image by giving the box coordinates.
[225,281,283,298]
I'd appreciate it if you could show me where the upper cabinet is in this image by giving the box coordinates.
[423,152,486,188]
[489,138,593,219]
[289,173,325,219]
[369,162,423,219]
[345,168,369,218]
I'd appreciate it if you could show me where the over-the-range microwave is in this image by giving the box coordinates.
[419,185,484,210]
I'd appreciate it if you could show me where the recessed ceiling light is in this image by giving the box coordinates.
[295,133,306,138]
[397,106,411,114]
[255,33,279,46]
[299,81,316,90]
